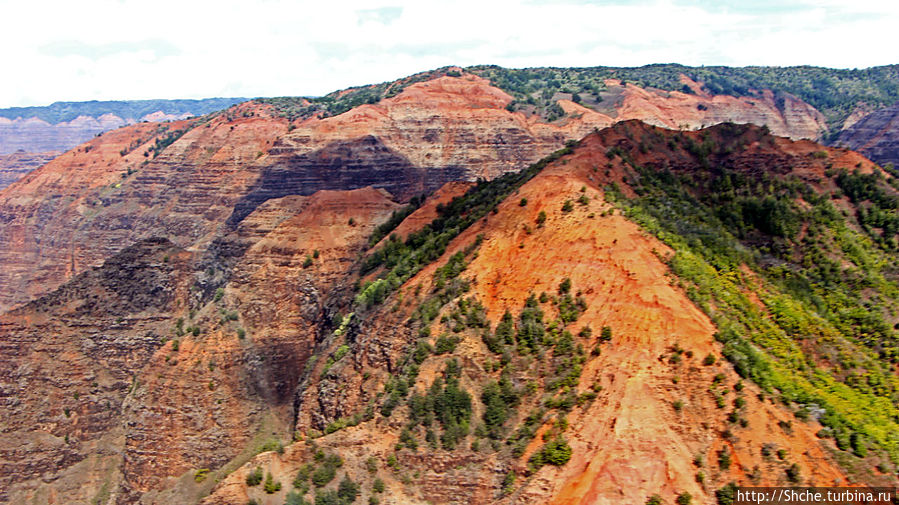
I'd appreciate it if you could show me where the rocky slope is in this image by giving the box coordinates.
[0,72,833,313]
[0,150,59,190]
[0,187,400,504]
[3,120,897,505]
[835,102,899,168]
[201,122,896,505]
[592,76,826,140]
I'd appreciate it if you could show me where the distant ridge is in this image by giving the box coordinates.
[0,97,247,124]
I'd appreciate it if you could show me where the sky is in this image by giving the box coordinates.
[2,0,898,108]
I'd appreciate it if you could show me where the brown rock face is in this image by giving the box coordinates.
[203,123,868,505]
[0,73,830,313]
[590,76,827,140]
[0,150,59,190]
[0,187,400,504]
[835,102,899,168]
[0,238,191,504]
[0,75,579,312]
[3,120,892,505]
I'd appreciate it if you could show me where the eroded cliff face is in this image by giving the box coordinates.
[0,238,191,504]
[202,124,884,505]
[0,114,128,154]
[0,72,832,313]
[600,76,828,141]
[835,102,899,168]
[0,68,870,505]
[3,120,895,505]
[0,151,59,190]
[0,188,400,504]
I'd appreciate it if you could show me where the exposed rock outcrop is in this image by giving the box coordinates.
[0,73,835,313]
[0,150,59,190]
[835,102,899,168]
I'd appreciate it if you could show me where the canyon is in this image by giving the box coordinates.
[0,69,897,505]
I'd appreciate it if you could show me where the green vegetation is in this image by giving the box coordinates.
[604,121,899,461]
[285,491,308,505]
[256,67,462,121]
[406,360,473,449]
[716,482,738,505]
[147,125,192,158]
[358,145,573,310]
[337,476,360,503]
[246,466,263,486]
[263,472,282,493]
[528,437,572,471]
[287,451,345,490]
[193,468,209,483]
[468,64,899,134]
[368,195,426,247]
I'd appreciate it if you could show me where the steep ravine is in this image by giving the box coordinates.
[0,72,831,313]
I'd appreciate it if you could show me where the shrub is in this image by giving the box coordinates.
[312,463,336,487]
[677,492,692,505]
[435,334,459,354]
[315,489,339,505]
[600,326,612,342]
[703,353,716,365]
[372,477,385,493]
[246,466,263,486]
[520,198,528,207]
[786,463,801,483]
[646,495,663,505]
[263,472,282,494]
[337,476,360,503]
[718,448,731,469]
[536,210,547,226]
[194,468,210,483]
[850,432,867,457]
[293,463,314,488]
[285,491,308,505]
[399,427,418,450]
[716,482,738,505]
[529,437,572,470]
[562,200,574,212]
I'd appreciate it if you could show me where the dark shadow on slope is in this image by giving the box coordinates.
[226,135,466,227]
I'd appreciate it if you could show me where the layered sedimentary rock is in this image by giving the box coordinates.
[0,73,833,313]
[0,188,400,504]
[2,117,894,505]
[0,150,59,190]
[835,102,899,168]
[204,123,868,505]
[598,76,827,140]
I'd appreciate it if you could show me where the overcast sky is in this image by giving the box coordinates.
[3,0,898,108]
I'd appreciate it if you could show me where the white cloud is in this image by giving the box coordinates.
[1,0,897,107]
